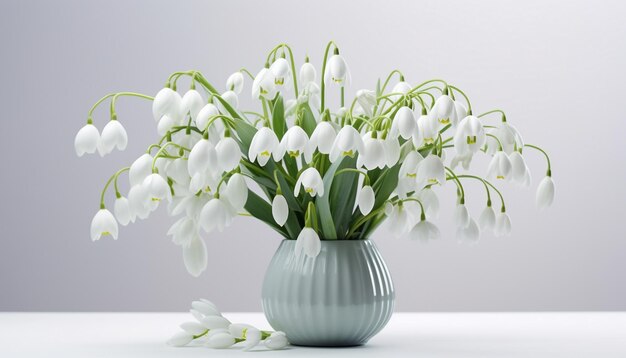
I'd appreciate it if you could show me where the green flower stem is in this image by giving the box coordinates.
[261,98,270,126]
[444,167,465,203]
[401,197,426,220]
[340,86,345,107]
[486,133,504,151]
[447,85,472,114]
[192,329,209,340]
[202,114,236,132]
[99,167,131,209]
[456,175,505,212]
[265,43,299,97]
[109,92,154,119]
[151,142,189,171]
[87,92,153,123]
[320,40,339,112]
[113,167,130,198]
[239,68,255,80]
[380,70,405,94]
[334,168,370,185]
[524,144,552,176]
[346,203,390,238]
[478,109,507,122]
[408,79,447,95]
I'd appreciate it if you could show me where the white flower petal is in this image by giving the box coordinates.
[183,236,207,277]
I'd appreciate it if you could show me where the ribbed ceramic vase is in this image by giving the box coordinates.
[262,239,395,347]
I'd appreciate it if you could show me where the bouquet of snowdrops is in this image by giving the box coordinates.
[74,41,555,277]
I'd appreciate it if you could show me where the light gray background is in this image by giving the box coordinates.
[1,0,624,312]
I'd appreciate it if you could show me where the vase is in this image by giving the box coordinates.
[261,239,395,347]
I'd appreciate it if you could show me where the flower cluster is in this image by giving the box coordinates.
[76,41,555,276]
[167,299,288,351]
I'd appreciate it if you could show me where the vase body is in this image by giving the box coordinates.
[261,239,395,347]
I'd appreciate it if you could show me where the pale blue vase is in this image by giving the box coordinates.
[261,239,395,347]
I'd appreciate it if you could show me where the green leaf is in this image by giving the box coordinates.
[328,156,359,238]
[244,190,289,239]
[371,164,400,209]
[315,158,348,240]
[272,96,286,140]
[299,103,317,136]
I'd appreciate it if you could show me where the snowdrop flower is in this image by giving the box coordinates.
[127,184,150,220]
[388,204,411,237]
[300,61,316,85]
[358,133,385,169]
[129,154,154,186]
[536,176,555,209]
[152,87,183,122]
[215,136,242,172]
[415,113,438,146]
[226,72,244,94]
[270,57,291,89]
[457,217,480,242]
[195,103,220,131]
[199,197,232,233]
[324,51,350,86]
[329,125,364,162]
[455,203,470,228]
[392,106,416,140]
[416,154,446,189]
[309,121,337,154]
[248,127,281,166]
[430,94,457,128]
[454,115,485,155]
[252,67,277,99]
[167,332,194,347]
[356,89,376,117]
[509,151,529,183]
[272,194,289,226]
[183,235,207,277]
[222,173,248,212]
[383,135,401,167]
[397,151,423,196]
[180,321,208,335]
[409,217,441,242]
[188,139,218,176]
[278,126,312,162]
[390,80,412,103]
[74,123,100,156]
[217,90,238,114]
[294,227,321,258]
[494,212,512,237]
[206,332,236,349]
[242,327,262,351]
[478,205,496,231]
[181,89,205,122]
[90,208,118,241]
[201,315,231,329]
[485,123,524,155]
[167,217,197,247]
[487,151,513,181]
[455,101,468,121]
[99,120,128,154]
[294,167,324,197]
[143,173,171,202]
[192,299,221,316]
[114,196,133,226]
[417,188,440,219]
[357,185,375,215]
[264,331,289,350]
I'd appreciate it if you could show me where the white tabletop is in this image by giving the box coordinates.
[1,312,625,357]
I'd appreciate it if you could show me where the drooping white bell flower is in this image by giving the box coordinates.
[226,72,244,94]
[397,151,424,197]
[454,115,485,155]
[242,326,262,351]
[536,176,555,209]
[383,136,401,167]
[152,87,183,122]
[272,194,289,226]
[189,170,220,194]
[166,158,189,185]
[457,217,480,242]
[390,81,412,103]
[129,153,154,187]
[278,126,312,162]
[478,205,496,231]
[217,90,238,113]
[143,173,171,202]
[294,227,321,258]
[156,115,178,136]
[167,332,194,347]
[416,154,446,189]
[324,53,351,86]
[192,299,221,317]
[521,166,532,187]
[494,212,512,237]
[248,127,281,166]
[487,151,513,181]
[408,217,441,242]
[195,103,220,131]
[181,89,205,122]
[294,167,324,197]
[455,203,470,228]
[485,122,524,155]
[509,151,528,183]
[264,331,289,350]
[358,133,385,170]
[222,173,248,213]
[414,113,438,146]
[329,125,364,162]
[74,123,100,157]
[450,152,474,170]
[183,235,207,277]
[99,120,128,154]
[199,197,232,233]
[392,106,416,140]
[309,121,337,154]
[188,139,218,176]
[388,204,411,237]
[206,332,236,349]
[167,217,197,247]
[201,315,231,329]
[114,196,133,226]
[127,184,150,220]
[455,101,468,122]
[357,185,375,215]
[90,208,119,241]
[430,94,458,128]
[251,68,277,99]
[300,62,316,86]
[417,188,440,219]
[215,136,242,172]
[270,58,291,89]
[356,89,377,117]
